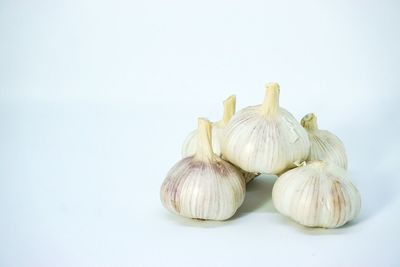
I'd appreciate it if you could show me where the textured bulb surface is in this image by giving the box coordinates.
[272,161,361,228]
[160,157,245,220]
[301,113,348,169]
[161,118,245,221]
[221,83,310,174]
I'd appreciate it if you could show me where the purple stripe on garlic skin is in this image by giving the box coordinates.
[161,118,246,221]
[301,113,348,169]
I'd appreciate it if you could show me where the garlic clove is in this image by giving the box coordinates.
[301,113,348,169]
[181,95,236,158]
[161,118,246,221]
[272,161,361,228]
[221,83,310,175]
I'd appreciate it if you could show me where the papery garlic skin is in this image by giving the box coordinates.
[301,113,348,169]
[221,83,310,174]
[161,118,245,221]
[272,161,361,228]
[161,157,245,220]
[241,169,259,184]
[182,95,236,157]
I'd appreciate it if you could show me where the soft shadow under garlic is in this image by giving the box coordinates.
[348,168,396,225]
[162,210,232,228]
[233,174,278,219]
[276,216,361,235]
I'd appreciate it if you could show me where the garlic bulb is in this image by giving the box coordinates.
[181,95,236,157]
[221,83,310,174]
[301,113,348,169]
[160,118,246,220]
[272,161,361,228]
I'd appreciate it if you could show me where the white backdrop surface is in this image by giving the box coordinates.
[1,0,399,266]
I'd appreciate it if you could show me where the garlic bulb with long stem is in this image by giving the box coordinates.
[160,118,246,221]
[181,95,236,157]
[221,83,310,174]
[272,161,361,228]
[301,113,348,169]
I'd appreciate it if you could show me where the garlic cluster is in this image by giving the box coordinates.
[160,118,246,220]
[221,83,310,174]
[301,113,348,169]
[161,82,361,228]
[272,161,361,228]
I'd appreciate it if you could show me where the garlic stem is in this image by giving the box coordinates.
[195,118,215,162]
[222,95,236,126]
[261,83,280,116]
[301,113,318,131]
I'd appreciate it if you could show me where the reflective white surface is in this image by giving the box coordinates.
[1,0,399,266]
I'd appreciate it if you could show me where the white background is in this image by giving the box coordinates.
[1,0,400,266]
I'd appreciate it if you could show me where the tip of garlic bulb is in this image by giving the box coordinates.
[224,94,236,103]
[265,82,280,91]
[195,117,216,162]
[262,82,280,116]
[301,113,318,131]
[222,95,236,125]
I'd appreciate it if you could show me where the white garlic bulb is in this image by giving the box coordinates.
[301,113,348,169]
[160,118,246,220]
[272,161,361,228]
[221,83,310,174]
[182,95,236,158]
